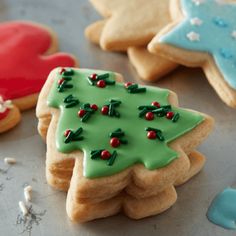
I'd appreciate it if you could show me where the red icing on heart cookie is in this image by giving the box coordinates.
[0,21,76,100]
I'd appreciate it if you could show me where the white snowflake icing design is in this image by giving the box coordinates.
[0,96,13,113]
[231,31,236,40]
[192,0,205,6]
[190,17,203,26]
[187,31,200,41]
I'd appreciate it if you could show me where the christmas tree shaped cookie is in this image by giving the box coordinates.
[149,0,236,108]
[36,67,213,222]
[85,0,177,81]
[0,21,77,133]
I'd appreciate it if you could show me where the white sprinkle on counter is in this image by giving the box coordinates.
[19,201,28,216]
[4,157,16,164]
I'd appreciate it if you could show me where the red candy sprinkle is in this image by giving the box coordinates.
[101,106,109,115]
[78,109,86,118]
[124,82,133,88]
[97,80,106,88]
[145,112,154,121]
[166,111,174,120]
[90,104,98,111]
[101,150,111,160]
[110,137,120,148]
[59,68,66,74]
[152,101,160,108]
[64,129,71,137]
[58,79,64,85]
[89,73,98,80]
[147,131,156,139]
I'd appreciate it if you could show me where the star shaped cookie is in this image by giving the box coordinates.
[85,0,177,81]
[149,0,236,107]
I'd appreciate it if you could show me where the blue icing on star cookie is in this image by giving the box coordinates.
[213,17,228,28]
[159,0,236,89]
[207,188,236,230]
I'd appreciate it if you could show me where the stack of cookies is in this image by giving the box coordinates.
[36,68,213,222]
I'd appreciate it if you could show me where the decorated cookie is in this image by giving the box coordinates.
[85,0,177,81]
[149,0,236,107]
[0,96,21,133]
[207,187,236,230]
[37,67,213,222]
[0,21,77,133]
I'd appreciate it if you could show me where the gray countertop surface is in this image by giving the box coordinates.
[0,0,236,235]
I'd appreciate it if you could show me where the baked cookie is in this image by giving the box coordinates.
[85,0,177,81]
[0,21,77,133]
[0,96,21,133]
[149,0,236,108]
[36,67,213,222]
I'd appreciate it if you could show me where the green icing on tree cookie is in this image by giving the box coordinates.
[47,68,204,179]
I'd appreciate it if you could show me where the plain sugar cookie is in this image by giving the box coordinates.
[85,0,177,81]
